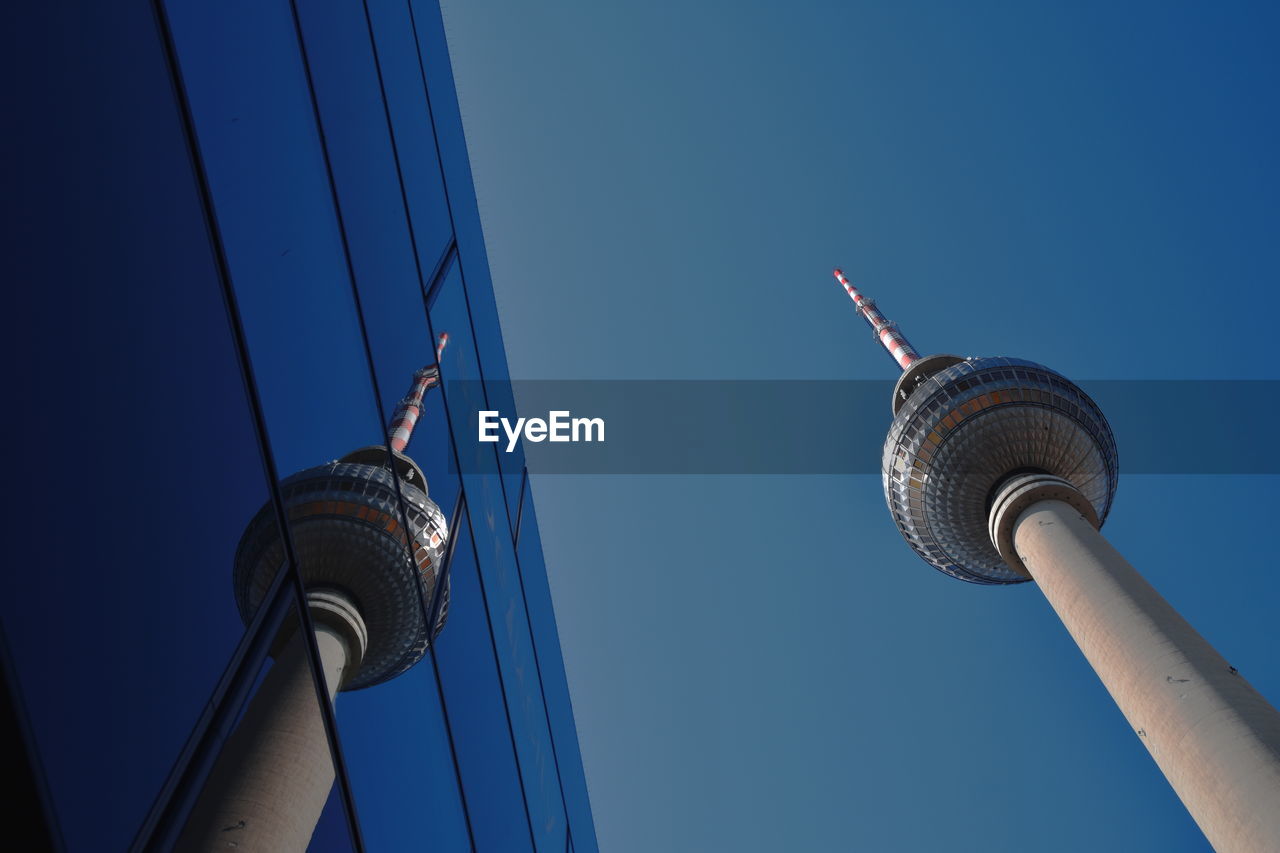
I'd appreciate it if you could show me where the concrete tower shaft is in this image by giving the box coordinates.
[991,474,1280,852]
[838,267,1280,851]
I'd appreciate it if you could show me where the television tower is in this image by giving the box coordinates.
[178,335,452,851]
[834,268,1280,851]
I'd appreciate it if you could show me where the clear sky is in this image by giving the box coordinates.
[440,2,1279,850]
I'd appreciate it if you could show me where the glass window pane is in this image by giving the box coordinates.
[291,0,452,434]
[337,655,471,852]
[431,263,495,478]
[432,265,566,848]
[472,503,567,852]
[407,0,526,525]
[310,786,359,853]
[433,507,535,852]
[4,5,278,849]
[366,0,454,262]
[165,0,388,472]
[517,483,599,852]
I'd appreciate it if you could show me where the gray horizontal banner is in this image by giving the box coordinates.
[444,380,1280,475]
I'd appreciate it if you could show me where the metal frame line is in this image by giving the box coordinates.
[402,6,582,841]
[284,2,495,847]
[146,0,369,847]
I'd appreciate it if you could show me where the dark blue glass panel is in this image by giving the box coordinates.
[4,5,276,850]
[433,508,535,852]
[165,0,387,472]
[291,0,460,578]
[408,0,525,527]
[310,785,359,852]
[291,0,452,431]
[283,7,470,839]
[430,273,566,851]
[167,7,475,850]
[428,262,500,490]
[11,2,596,851]
[470,504,567,853]
[365,0,455,268]
[517,485,600,852]
[338,662,471,852]
[408,387,464,523]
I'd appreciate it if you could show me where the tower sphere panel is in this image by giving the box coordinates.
[882,356,1118,584]
[233,460,449,690]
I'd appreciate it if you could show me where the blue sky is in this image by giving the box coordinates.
[440,2,1280,850]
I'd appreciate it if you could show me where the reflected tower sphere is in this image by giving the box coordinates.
[833,268,1280,852]
[179,336,451,852]
[233,447,450,690]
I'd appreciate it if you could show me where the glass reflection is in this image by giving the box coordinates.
[516,485,597,851]
[165,0,389,472]
[5,2,279,842]
[12,0,598,849]
[177,595,355,850]
[367,0,455,275]
[326,347,472,852]
[431,262,571,849]
[433,507,535,852]
[291,0,453,432]
[310,785,359,852]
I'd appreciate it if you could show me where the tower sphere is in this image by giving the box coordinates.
[882,356,1118,584]
[233,446,450,690]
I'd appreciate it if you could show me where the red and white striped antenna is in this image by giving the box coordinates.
[833,269,920,371]
[388,332,449,453]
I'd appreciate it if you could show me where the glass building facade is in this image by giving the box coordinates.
[4,2,596,851]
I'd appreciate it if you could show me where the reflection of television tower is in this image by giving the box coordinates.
[179,335,451,851]
[835,269,1280,851]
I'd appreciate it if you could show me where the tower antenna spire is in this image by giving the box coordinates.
[833,268,919,371]
[388,332,449,453]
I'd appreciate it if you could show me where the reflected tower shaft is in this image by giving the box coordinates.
[179,351,451,851]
